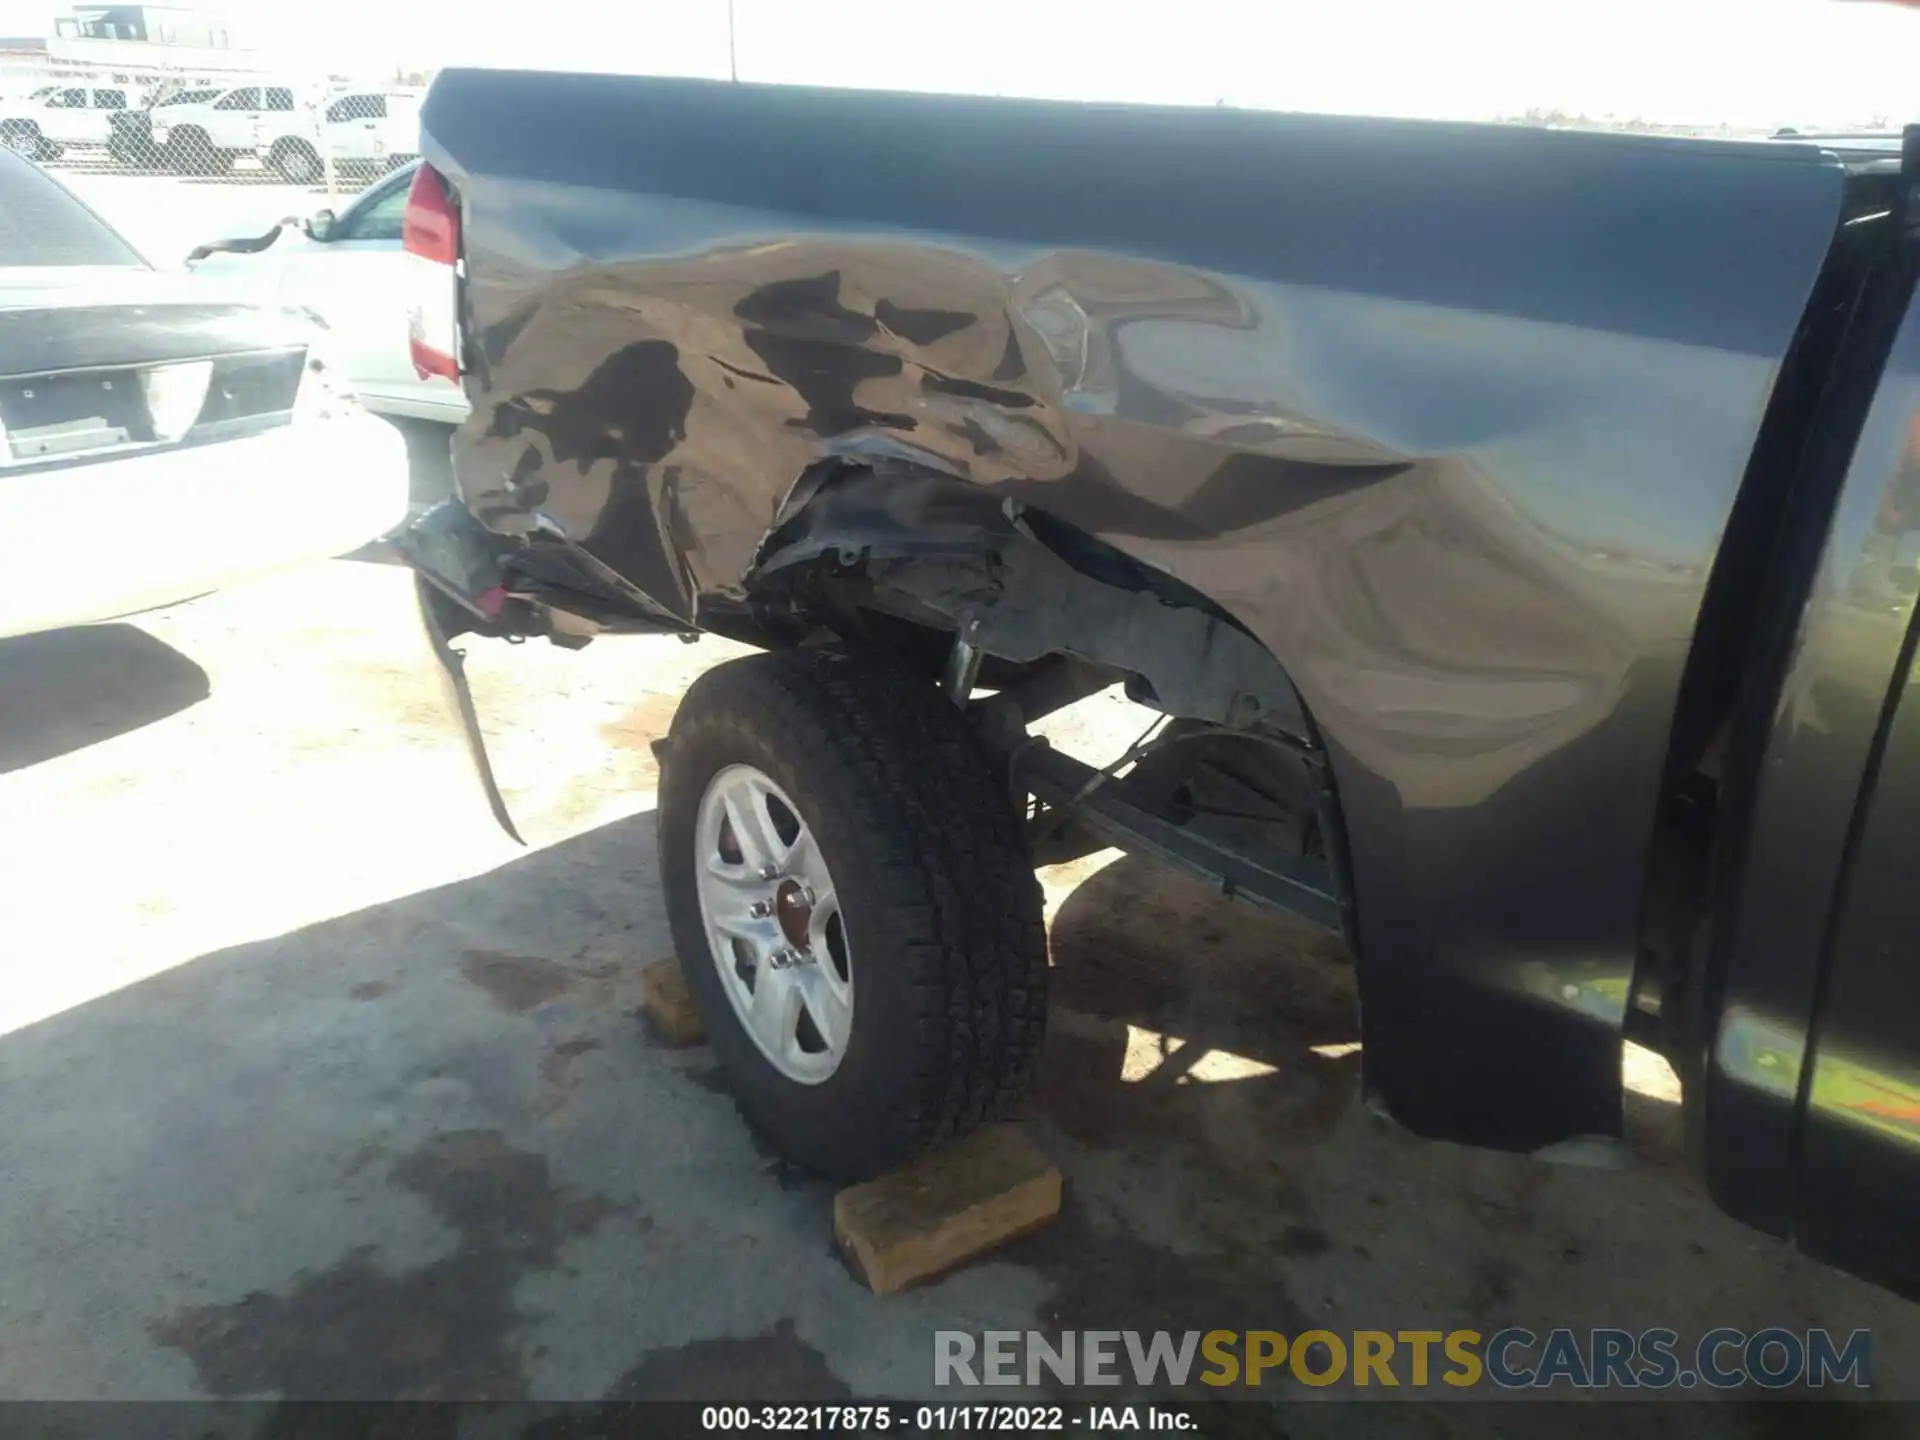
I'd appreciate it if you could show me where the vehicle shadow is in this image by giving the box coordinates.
[3,808,1915,1406]
[0,809,1365,1403]
[1033,852,1362,1156]
[0,809,679,1401]
[1001,856,1372,1392]
[0,624,210,774]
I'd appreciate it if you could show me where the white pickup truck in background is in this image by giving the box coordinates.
[148,83,299,174]
[0,83,145,161]
[254,89,422,184]
[145,83,419,182]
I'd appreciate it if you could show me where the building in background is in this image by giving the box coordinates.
[1,3,258,93]
[54,5,229,46]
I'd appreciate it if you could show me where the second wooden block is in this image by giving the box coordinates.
[640,958,706,1047]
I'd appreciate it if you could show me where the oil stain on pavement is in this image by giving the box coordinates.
[152,1129,632,1399]
[459,950,578,1013]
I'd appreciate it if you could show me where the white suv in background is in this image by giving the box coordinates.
[0,83,142,160]
[149,83,297,174]
[256,89,421,184]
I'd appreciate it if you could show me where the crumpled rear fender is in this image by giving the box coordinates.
[420,69,1849,1152]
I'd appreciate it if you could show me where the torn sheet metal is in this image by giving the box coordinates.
[418,69,1847,1149]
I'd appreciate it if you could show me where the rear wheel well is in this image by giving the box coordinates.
[744,462,1356,942]
[747,462,1312,736]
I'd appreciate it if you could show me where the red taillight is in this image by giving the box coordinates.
[404,163,462,383]
[402,162,459,266]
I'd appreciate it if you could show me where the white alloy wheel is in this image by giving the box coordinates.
[278,142,321,184]
[693,763,852,1084]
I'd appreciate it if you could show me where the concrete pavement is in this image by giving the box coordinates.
[0,554,1911,1430]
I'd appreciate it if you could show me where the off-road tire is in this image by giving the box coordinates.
[166,128,228,175]
[269,138,321,184]
[2,121,42,158]
[658,648,1048,1180]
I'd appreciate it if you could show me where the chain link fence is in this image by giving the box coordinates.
[3,55,428,260]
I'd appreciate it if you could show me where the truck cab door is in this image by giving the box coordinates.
[385,95,421,163]
[206,87,257,151]
[354,94,389,164]
[1789,279,1920,1298]
[255,86,296,152]
[323,93,386,164]
[85,88,127,143]
[44,87,87,143]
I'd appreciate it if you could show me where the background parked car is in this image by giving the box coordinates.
[255,88,421,185]
[0,83,143,161]
[149,82,297,175]
[0,148,408,638]
[187,160,467,424]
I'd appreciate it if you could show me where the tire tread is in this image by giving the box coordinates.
[660,649,1047,1176]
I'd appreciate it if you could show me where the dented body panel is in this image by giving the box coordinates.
[419,69,1853,1151]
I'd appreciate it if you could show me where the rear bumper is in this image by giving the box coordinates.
[0,410,408,639]
[360,389,470,426]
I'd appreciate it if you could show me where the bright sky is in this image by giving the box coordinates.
[1,0,1913,128]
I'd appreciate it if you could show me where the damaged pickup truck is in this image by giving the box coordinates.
[393,68,1920,1296]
